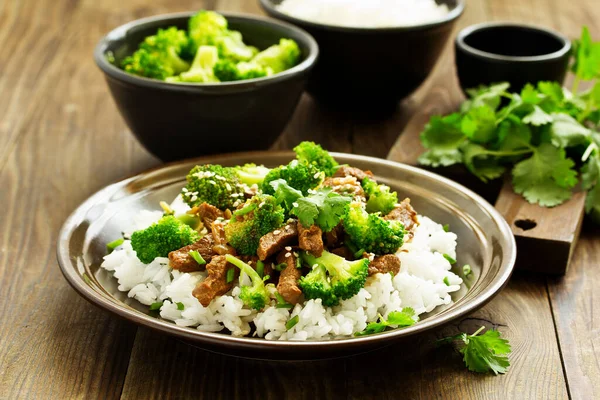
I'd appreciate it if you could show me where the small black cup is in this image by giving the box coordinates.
[455,22,571,94]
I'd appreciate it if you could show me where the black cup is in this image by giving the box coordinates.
[455,22,571,94]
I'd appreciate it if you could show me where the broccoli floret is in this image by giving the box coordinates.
[167,45,219,83]
[343,203,406,255]
[213,59,270,81]
[362,177,398,214]
[252,38,301,74]
[261,160,324,196]
[293,141,339,176]
[224,194,285,255]
[182,164,244,210]
[130,215,201,263]
[215,30,259,62]
[226,254,271,310]
[298,264,338,306]
[301,250,368,301]
[121,27,191,79]
[188,10,228,51]
[234,163,271,185]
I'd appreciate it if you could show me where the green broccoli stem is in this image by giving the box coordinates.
[225,254,262,285]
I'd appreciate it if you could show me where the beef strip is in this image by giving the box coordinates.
[192,255,238,307]
[257,221,298,260]
[384,198,419,239]
[324,223,344,248]
[276,250,303,305]
[333,166,375,182]
[168,234,215,272]
[298,222,324,257]
[195,202,224,232]
[322,176,365,199]
[367,254,401,276]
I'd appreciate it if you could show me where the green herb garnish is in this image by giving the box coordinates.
[443,254,457,264]
[106,238,124,253]
[275,292,293,309]
[419,26,600,220]
[189,250,206,265]
[437,326,511,375]
[226,267,235,283]
[176,302,185,310]
[443,224,450,232]
[256,260,265,277]
[443,276,450,286]
[463,264,472,276]
[355,308,417,336]
[286,315,300,330]
[149,301,163,311]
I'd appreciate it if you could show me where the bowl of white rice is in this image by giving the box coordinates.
[259,0,464,113]
[57,152,515,360]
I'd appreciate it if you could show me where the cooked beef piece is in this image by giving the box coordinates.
[192,255,238,307]
[330,246,354,260]
[322,176,365,199]
[298,222,324,257]
[384,198,419,239]
[276,250,302,305]
[324,223,344,248]
[367,254,401,276]
[211,220,236,255]
[194,202,224,232]
[333,166,375,182]
[168,234,215,272]
[257,221,298,260]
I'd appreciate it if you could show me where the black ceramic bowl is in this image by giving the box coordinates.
[94,12,318,162]
[259,0,464,113]
[455,22,571,94]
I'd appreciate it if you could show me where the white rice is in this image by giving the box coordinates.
[101,208,462,340]
[275,0,450,28]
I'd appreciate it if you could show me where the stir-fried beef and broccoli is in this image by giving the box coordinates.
[124,142,419,311]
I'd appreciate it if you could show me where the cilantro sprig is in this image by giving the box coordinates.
[270,179,352,231]
[438,326,512,375]
[419,27,600,220]
[355,307,417,336]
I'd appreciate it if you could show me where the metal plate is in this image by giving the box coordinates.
[57,152,516,360]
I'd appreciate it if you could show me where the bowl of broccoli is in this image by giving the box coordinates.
[94,11,318,161]
[259,0,464,114]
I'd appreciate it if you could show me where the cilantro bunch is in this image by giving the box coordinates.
[419,27,600,220]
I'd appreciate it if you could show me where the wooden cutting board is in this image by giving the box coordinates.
[387,115,586,275]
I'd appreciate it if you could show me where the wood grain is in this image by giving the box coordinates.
[0,0,598,398]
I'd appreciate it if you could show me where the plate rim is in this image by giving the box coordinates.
[57,151,516,351]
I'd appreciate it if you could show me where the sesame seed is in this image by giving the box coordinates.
[290,160,298,167]
[190,195,198,202]
[293,252,299,257]
[273,230,281,235]
[182,188,188,193]
[225,183,232,191]
[285,246,292,251]
[285,252,292,258]
[247,260,252,265]
[292,202,299,208]
[312,264,318,269]
[259,201,265,208]
[313,172,320,179]
[209,180,216,185]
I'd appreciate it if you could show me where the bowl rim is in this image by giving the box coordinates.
[94,11,319,93]
[258,0,465,33]
[56,151,517,352]
[456,21,572,62]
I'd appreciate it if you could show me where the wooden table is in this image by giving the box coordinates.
[1,0,598,398]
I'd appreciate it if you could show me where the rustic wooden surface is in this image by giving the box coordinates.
[0,0,598,399]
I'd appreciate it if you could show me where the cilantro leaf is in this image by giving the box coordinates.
[461,106,497,144]
[462,82,510,112]
[418,148,463,167]
[419,113,466,167]
[512,143,577,207]
[522,105,553,126]
[462,143,507,182]
[438,327,511,375]
[291,187,352,232]
[520,83,541,104]
[537,81,564,103]
[270,178,303,211]
[582,156,600,190]
[549,113,591,147]
[571,26,600,81]
[355,308,417,336]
